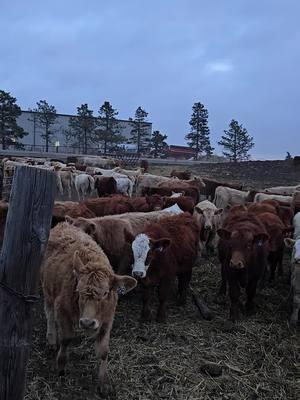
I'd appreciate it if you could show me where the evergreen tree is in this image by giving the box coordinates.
[34,100,57,152]
[96,101,124,154]
[185,102,214,160]
[218,119,254,162]
[150,130,168,158]
[0,90,27,149]
[66,104,95,154]
[130,107,150,154]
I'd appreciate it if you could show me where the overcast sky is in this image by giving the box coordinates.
[1,1,299,159]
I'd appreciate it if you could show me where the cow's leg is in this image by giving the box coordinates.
[95,323,112,395]
[44,299,57,347]
[67,184,72,199]
[218,262,227,297]
[268,252,278,281]
[55,306,74,375]
[177,270,192,305]
[141,285,152,322]
[245,278,258,315]
[290,291,300,327]
[277,245,284,277]
[228,270,241,321]
[157,279,171,323]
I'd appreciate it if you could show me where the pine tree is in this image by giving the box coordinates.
[34,100,57,152]
[96,101,124,154]
[185,102,214,160]
[130,107,150,155]
[0,90,27,149]
[285,151,292,160]
[218,119,254,162]
[66,104,95,154]
[150,130,168,158]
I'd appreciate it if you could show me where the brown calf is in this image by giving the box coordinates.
[41,223,136,393]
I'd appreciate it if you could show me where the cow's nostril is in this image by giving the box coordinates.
[133,271,144,278]
[79,318,96,329]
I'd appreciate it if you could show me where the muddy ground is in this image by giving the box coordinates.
[25,164,299,400]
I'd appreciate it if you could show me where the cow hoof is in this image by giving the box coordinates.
[140,313,152,323]
[245,303,255,315]
[289,319,297,329]
[45,343,57,355]
[156,314,167,323]
[177,296,187,306]
[215,294,226,305]
[97,382,113,398]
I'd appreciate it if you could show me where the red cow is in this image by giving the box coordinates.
[201,178,243,200]
[52,201,96,227]
[94,176,118,197]
[170,169,191,180]
[258,212,292,280]
[217,214,269,321]
[126,213,199,322]
[84,196,134,216]
[143,186,199,204]
[83,195,165,217]
[163,196,195,214]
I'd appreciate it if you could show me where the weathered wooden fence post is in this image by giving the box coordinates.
[0,165,56,400]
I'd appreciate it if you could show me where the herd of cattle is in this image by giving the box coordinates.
[0,155,300,393]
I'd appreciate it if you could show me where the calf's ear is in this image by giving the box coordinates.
[65,215,74,224]
[282,226,294,237]
[124,229,135,244]
[152,237,171,252]
[217,228,231,240]
[214,208,223,215]
[77,218,96,235]
[284,238,295,248]
[112,275,137,295]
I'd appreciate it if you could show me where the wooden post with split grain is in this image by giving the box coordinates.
[0,165,56,400]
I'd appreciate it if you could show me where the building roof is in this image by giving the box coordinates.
[21,110,152,126]
[168,145,196,154]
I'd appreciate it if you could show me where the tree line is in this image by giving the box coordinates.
[0,89,256,161]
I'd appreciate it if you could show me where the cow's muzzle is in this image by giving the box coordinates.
[230,260,245,269]
[79,318,99,330]
[132,271,144,279]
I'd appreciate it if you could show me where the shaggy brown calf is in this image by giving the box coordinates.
[41,223,136,393]
[126,213,199,322]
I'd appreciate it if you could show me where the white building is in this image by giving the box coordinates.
[17,110,152,154]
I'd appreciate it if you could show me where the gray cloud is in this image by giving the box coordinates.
[0,0,299,158]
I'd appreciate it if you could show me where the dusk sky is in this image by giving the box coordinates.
[1,1,299,159]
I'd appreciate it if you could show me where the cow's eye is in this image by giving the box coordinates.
[103,291,109,297]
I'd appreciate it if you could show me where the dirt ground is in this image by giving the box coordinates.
[24,165,299,400]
